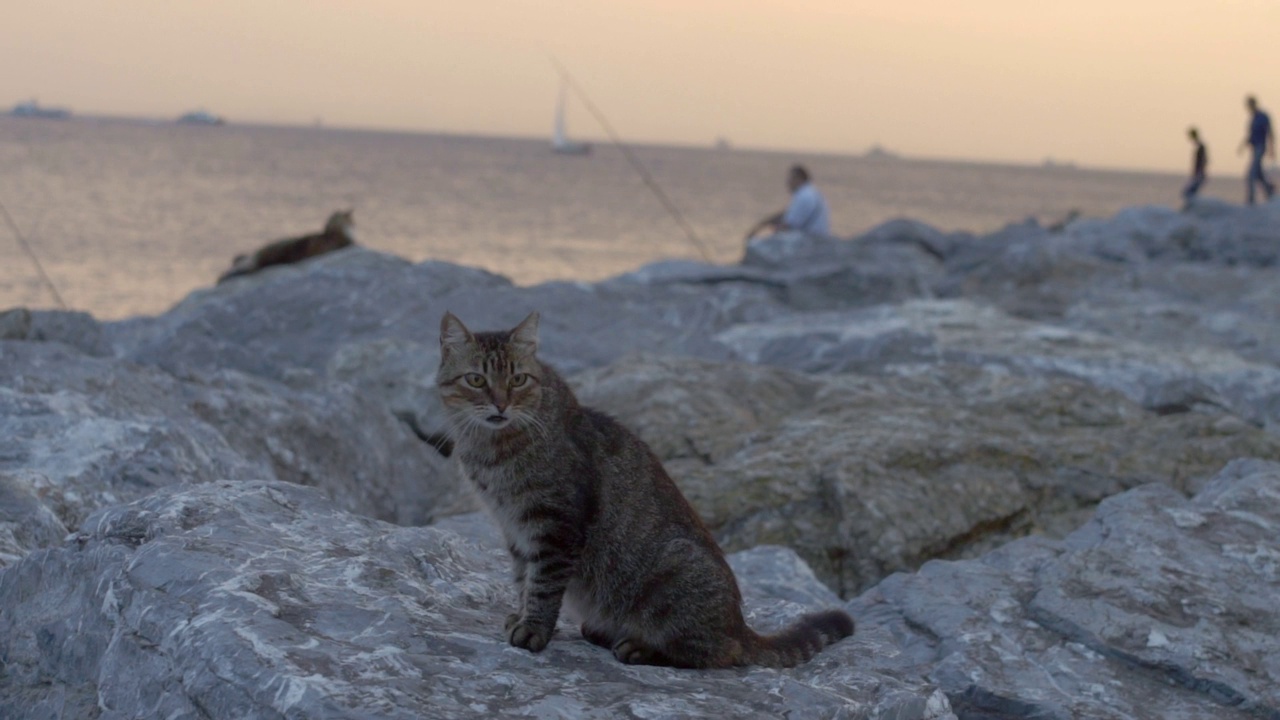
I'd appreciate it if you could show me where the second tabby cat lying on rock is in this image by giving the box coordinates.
[217,209,355,284]
[436,311,854,668]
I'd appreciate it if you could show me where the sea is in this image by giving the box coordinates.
[0,115,1225,321]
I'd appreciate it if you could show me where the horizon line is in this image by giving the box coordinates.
[3,108,1198,178]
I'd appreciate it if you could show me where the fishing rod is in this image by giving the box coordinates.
[0,196,67,310]
[550,57,713,263]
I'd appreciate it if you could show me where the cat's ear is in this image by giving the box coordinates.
[440,312,474,353]
[510,312,540,355]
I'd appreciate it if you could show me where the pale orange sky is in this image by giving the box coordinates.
[2,1,1276,171]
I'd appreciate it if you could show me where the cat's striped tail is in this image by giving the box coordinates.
[747,609,855,668]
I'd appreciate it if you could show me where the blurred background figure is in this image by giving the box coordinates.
[1182,126,1207,208]
[745,164,831,240]
[1239,95,1275,205]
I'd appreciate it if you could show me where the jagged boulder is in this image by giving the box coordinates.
[937,219,1130,320]
[852,458,1280,719]
[715,299,1280,429]
[0,474,66,566]
[1059,260,1280,368]
[572,353,824,476]
[3,462,1275,719]
[0,307,111,357]
[1064,202,1280,267]
[0,339,465,565]
[106,248,763,382]
[741,228,946,311]
[575,355,1280,596]
[0,480,954,720]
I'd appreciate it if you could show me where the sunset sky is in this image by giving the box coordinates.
[2,1,1276,172]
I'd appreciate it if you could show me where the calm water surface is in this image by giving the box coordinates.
[0,116,1220,319]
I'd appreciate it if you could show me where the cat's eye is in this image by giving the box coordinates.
[510,373,529,388]
[464,373,487,388]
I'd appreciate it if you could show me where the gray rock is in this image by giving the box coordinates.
[572,353,823,471]
[743,229,850,269]
[0,473,66,566]
[4,458,1276,719]
[0,480,953,720]
[939,220,1130,320]
[926,206,1280,373]
[0,340,466,564]
[854,218,973,262]
[8,198,1280,718]
[324,338,450,447]
[573,355,1280,597]
[1181,195,1237,219]
[107,248,762,382]
[0,307,31,337]
[605,258,780,287]
[1055,202,1280,267]
[0,307,111,356]
[1059,261,1280,368]
[741,228,945,311]
[852,459,1280,719]
[715,299,1280,429]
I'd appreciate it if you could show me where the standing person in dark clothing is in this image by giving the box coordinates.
[1183,127,1208,208]
[1239,95,1276,204]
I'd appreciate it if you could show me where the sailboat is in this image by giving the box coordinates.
[551,83,591,156]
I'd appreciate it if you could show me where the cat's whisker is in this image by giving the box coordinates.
[515,412,549,440]
[462,414,488,440]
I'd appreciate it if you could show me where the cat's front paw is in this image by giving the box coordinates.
[506,618,551,652]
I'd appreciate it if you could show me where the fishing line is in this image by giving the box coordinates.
[550,57,713,263]
[0,196,68,310]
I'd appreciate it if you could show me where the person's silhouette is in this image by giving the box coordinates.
[745,165,831,240]
[1182,127,1208,208]
[1239,95,1276,205]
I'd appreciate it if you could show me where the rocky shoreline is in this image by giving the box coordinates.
[2,197,1279,718]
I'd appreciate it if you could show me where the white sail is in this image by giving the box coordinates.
[553,85,568,146]
[551,82,590,155]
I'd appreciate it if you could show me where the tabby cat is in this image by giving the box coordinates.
[436,311,854,668]
[217,209,355,284]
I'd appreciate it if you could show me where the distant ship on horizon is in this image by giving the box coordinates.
[11,99,71,120]
[863,144,900,161]
[177,109,225,126]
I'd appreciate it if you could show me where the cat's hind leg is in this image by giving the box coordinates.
[580,623,613,649]
[611,637,674,666]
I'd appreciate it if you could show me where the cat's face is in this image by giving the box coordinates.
[436,312,543,432]
[325,209,354,233]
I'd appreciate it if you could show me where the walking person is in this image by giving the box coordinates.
[1182,127,1208,208]
[1239,95,1276,205]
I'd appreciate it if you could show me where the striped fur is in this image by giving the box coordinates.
[436,311,854,668]
[217,209,355,284]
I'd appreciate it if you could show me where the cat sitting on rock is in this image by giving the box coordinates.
[436,311,854,668]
